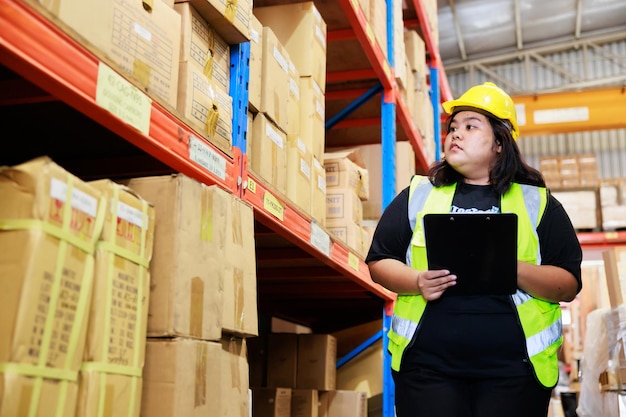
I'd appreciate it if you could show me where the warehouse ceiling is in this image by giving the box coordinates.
[418,0,626,95]
[434,0,626,66]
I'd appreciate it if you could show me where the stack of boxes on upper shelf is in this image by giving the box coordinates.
[32,0,437,259]
[539,154,626,231]
[324,0,437,166]
[247,2,328,226]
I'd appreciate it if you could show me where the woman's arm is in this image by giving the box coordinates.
[369,258,456,301]
[517,262,579,303]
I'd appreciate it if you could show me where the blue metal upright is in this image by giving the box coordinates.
[229,42,251,154]
[430,65,442,161]
[381,1,396,416]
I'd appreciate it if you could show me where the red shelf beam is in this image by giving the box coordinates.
[240,161,393,301]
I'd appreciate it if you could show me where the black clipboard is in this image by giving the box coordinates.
[423,213,518,296]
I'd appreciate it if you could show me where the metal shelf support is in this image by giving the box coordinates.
[325,83,383,131]
[430,65,443,161]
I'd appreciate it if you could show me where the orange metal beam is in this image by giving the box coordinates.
[514,87,626,137]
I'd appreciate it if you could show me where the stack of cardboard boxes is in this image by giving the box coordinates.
[540,154,602,230]
[323,149,370,258]
[248,2,328,224]
[250,332,367,417]
[126,174,257,417]
[0,157,156,417]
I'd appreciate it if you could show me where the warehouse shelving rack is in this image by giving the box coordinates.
[3,1,626,417]
[0,0,397,324]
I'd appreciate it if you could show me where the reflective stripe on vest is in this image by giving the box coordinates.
[388,176,561,388]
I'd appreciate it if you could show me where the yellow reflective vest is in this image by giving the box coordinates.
[387,175,562,388]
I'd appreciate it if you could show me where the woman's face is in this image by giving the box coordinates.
[444,110,502,184]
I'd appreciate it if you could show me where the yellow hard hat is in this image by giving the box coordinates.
[442,82,520,140]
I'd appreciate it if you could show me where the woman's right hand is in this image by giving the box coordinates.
[368,259,456,299]
[417,270,457,301]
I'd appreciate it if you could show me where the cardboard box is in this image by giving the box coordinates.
[368,0,387,59]
[299,77,326,161]
[77,373,144,417]
[142,338,222,417]
[286,135,313,215]
[324,149,368,201]
[325,189,363,225]
[297,334,336,391]
[326,390,367,417]
[175,0,251,44]
[403,30,426,79]
[266,333,299,388]
[551,188,601,230]
[310,156,327,225]
[359,141,416,220]
[252,388,292,417]
[248,14,263,113]
[291,389,319,417]
[176,2,230,93]
[335,340,383,398]
[177,62,233,153]
[254,2,327,91]
[220,337,250,417]
[220,193,258,337]
[122,174,225,341]
[250,113,288,195]
[56,0,181,108]
[127,175,258,338]
[287,61,301,136]
[318,391,329,417]
[367,393,382,417]
[325,220,369,259]
[0,156,106,417]
[77,179,156,417]
[260,26,290,132]
[247,333,268,388]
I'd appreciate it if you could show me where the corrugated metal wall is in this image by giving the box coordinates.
[445,39,626,179]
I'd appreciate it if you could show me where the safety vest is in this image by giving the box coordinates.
[387,175,562,388]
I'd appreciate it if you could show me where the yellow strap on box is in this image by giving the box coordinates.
[0,363,78,381]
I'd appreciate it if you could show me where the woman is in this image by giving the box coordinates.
[366,82,582,417]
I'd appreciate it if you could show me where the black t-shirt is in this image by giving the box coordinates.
[365,182,583,378]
